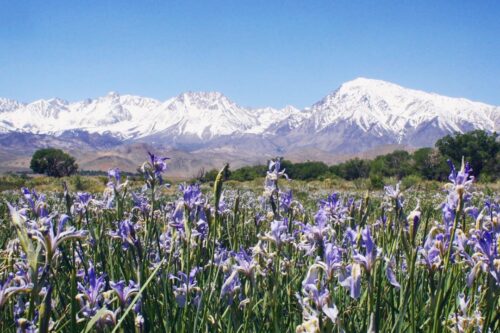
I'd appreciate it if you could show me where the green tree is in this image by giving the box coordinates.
[412,147,449,181]
[229,165,267,181]
[330,158,370,180]
[30,148,78,177]
[281,160,329,180]
[435,130,499,179]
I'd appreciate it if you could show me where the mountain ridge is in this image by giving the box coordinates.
[0,78,498,173]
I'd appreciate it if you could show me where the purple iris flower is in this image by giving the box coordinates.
[384,182,404,207]
[469,230,499,285]
[279,190,293,213]
[142,152,169,184]
[21,187,48,218]
[109,219,139,251]
[212,245,231,268]
[466,207,480,221]
[343,227,359,247]
[298,208,332,255]
[445,159,474,203]
[300,264,339,323]
[106,167,127,197]
[76,262,107,319]
[131,192,151,215]
[263,218,293,248]
[418,232,443,272]
[110,280,139,307]
[447,159,473,187]
[441,193,458,228]
[107,168,120,182]
[193,210,209,240]
[353,227,379,274]
[385,257,401,289]
[72,192,93,215]
[0,272,33,309]
[220,270,241,303]
[296,208,333,255]
[179,183,204,210]
[15,318,38,333]
[169,268,201,308]
[27,214,88,264]
[218,191,230,214]
[159,230,174,254]
[483,197,499,232]
[77,192,92,206]
[169,201,185,233]
[149,151,168,173]
[263,159,288,198]
[233,248,257,278]
[320,193,349,223]
[322,242,343,280]
[339,263,361,299]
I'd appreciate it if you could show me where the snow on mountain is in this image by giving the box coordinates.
[284,78,499,151]
[247,105,303,134]
[0,98,24,113]
[0,78,498,154]
[0,91,299,140]
[137,92,260,139]
[308,78,497,138]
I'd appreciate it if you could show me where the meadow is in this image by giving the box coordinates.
[0,154,498,332]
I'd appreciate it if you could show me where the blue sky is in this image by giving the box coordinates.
[1,1,499,108]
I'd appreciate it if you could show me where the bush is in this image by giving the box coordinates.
[330,158,370,180]
[401,174,422,190]
[412,148,449,181]
[369,174,385,189]
[436,130,499,179]
[30,148,78,177]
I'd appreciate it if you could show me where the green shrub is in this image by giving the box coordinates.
[401,174,422,190]
[30,148,78,177]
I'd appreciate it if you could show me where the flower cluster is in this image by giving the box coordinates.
[0,155,498,332]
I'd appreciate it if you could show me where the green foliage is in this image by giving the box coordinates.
[228,164,267,181]
[401,174,423,189]
[372,150,413,178]
[30,148,78,177]
[369,173,385,189]
[436,130,499,180]
[412,147,449,181]
[281,160,329,180]
[192,130,498,184]
[1,156,499,333]
[330,158,371,180]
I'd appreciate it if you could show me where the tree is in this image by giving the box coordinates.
[435,130,499,179]
[412,148,449,181]
[330,158,370,180]
[30,148,78,177]
[281,160,329,180]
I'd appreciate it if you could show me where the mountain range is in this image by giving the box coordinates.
[1,78,498,177]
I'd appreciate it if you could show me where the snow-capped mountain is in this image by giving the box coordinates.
[307,78,497,142]
[0,91,302,140]
[0,78,498,156]
[275,78,499,153]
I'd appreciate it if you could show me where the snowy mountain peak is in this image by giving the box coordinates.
[106,91,120,98]
[170,91,237,111]
[303,78,498,148]
[0,98,24,113]
[341,77,402,89]
[0,79,498,154]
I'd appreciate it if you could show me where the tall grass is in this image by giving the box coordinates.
[0,156,498,332]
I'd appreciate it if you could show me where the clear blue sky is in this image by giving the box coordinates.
[1,1,499,108]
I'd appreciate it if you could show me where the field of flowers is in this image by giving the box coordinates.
[0,153,498,332]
